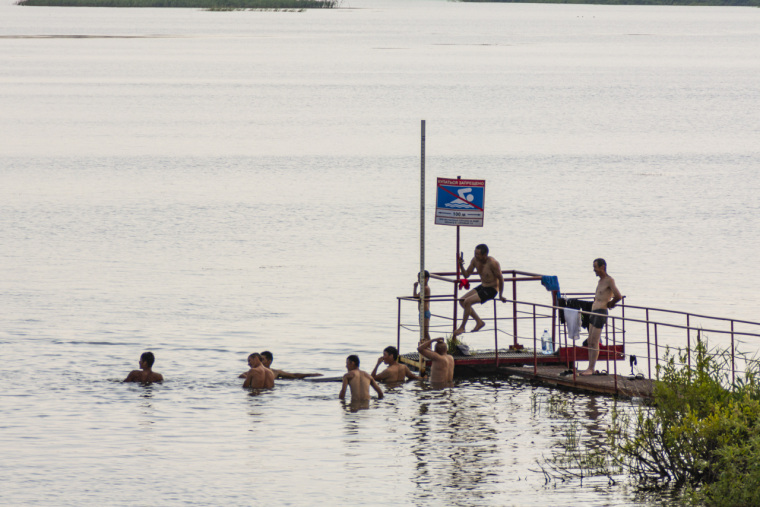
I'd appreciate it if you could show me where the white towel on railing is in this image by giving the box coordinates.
[565,308,581,341]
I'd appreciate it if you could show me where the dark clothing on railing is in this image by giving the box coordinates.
[559,298,594,329]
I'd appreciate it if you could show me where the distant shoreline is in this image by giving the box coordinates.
[16,0,760,6]
[459,0,760,4]
[17,0,337,8]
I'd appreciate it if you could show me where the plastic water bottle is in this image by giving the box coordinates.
[541,329,553,355]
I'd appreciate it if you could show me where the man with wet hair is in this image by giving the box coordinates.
[339,355,383,402]
[242,352,275,389]
[580,258,623,376]
[124,351,164,383]
[417,337,454,386]
[371,346,423,383]
[455,243,507,336]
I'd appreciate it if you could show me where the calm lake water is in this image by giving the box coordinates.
[1,0,759,504]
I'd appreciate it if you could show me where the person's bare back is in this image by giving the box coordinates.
[371,346,422,383]
[379,364,410,383]
[417,338,454,385]
[124,351,163,384]
[242,354,275,389]
[339,355,384,402]
[124,370,163,383]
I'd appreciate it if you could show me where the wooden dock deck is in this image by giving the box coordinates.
[500,364,653,398]
[400,349,653,398]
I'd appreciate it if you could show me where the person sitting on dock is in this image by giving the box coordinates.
[580,258,623,376]
[417,337,454,385]
[371,346,424,383]
[124,351,164,384]
[339,355,384,402]
[260,351,322,379]
[413,270,432,343]
[455,244,507,336]
[242,352,275,389]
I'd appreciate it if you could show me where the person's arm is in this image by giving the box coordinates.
[123,371,138,382]
[371,357,390,381]
[459,256,475,278]
[413,281,420,298]
[607,278,623,309]
[404,365,422,381]
[417,338,442,361]
[243,371,252,388]
[493,259,507,302]
[238,372,247,379]
[369,376,384,399]
[154,373,164,382]
[279,371,322,379]
[338,373,350,399]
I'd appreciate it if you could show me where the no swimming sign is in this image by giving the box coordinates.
[435,178,485,227]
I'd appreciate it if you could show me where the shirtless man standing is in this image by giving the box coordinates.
[242,353,275,389]
[339,355,384,402]
[417,338,455,386]
[124,351,164,383]
[371,346,423,383]
[455,244,507,336]
[580,258,623,376]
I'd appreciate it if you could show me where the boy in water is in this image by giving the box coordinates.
[124,351,164,383]
[339,355,384,402]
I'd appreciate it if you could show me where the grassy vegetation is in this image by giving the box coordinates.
[544,340,760,506]
[459,0,760,5]
[18,0,337,8]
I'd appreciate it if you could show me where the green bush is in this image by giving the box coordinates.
[611,340,760,506]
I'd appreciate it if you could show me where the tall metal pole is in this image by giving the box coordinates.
[454,176,461,335]
[419,121,426,372]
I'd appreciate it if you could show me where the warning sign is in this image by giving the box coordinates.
[435,178,485,227]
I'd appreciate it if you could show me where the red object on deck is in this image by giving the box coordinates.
[558,345,625,362]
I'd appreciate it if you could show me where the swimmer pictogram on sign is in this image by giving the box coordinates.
[435,178,485,227]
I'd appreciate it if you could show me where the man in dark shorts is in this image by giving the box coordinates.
[454,244,507,336]
[580,258,622,376]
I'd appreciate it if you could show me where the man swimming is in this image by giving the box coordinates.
[580,258,623,376]
[371,346,423,383]
[124,351,164,383]
[455,244,507,336]
[339,355,384,402]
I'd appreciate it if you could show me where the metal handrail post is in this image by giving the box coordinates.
[646,308,652,380]
[731,320,736,386]
[512,272,518,347]
[687,314,691,370]
[551,290,557,354]
[493,299,499,368]
[397,298,402,351]
[533,304,537,375]
[605,324,610,374]
[654,322,659,380]
[613,318,618,395]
